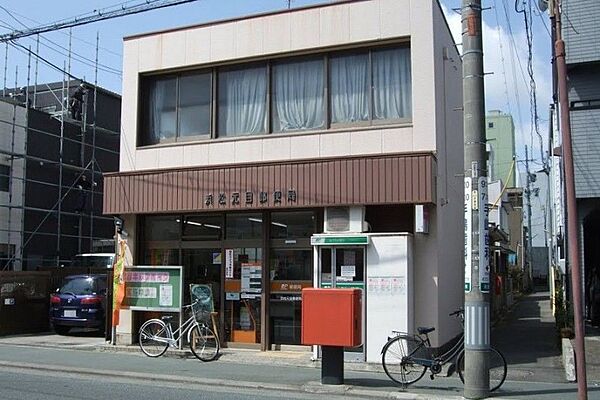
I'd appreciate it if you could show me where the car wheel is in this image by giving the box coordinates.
[54,325,71,335]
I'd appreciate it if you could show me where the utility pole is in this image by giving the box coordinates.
[525,145,534,291]
[554,1,587,398]
[462,0,490,398]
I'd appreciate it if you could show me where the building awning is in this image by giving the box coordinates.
[103,153,436,215]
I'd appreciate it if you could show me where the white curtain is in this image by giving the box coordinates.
[373,47,412,120]
[218,66,267,137]
[272,58,324,132]
[330,53,369,124]
[147,78,176,144]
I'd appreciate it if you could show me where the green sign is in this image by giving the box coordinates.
[311,236,369,245]
[320,282,364,289]
[122,266,182,312]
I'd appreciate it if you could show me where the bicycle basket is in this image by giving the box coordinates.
[190,302,211,323]
[189,284,214,323]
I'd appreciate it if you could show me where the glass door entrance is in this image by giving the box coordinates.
[224,247,262,344]
[182,248,221,312]
[318,246,365,360]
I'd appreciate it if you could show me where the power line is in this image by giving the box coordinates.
[0,8,122,76]
[0,0,200,42]
[0,6,122,58]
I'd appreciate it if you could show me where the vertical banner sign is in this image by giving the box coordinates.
[225,249,234,279]
[112,238,127,326]
[464,178,472,292]
[478,177,490,292]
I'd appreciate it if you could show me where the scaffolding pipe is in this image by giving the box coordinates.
[3,43,7,97]
[33,35,39,108]
[6,67,18,270]
[56,62,66,265]
[20,47,31,270]
[90,32,99,251]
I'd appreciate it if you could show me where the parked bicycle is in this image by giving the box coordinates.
[138,299,220,362]
[381,309,507,391]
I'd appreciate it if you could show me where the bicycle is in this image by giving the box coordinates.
[138,299,220,362]
[381,309,507,391]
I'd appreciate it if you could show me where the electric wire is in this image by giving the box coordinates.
[0,8,121,76]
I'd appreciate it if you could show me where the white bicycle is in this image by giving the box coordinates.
[138,300,220,362]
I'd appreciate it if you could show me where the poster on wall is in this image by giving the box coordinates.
[241,263,262,293]
[225,249,234,278]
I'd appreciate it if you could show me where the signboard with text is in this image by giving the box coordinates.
[122,266,182,312]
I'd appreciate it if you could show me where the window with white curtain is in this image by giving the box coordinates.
[272,57,325,132]
[330,47,411,126]
[138,45,412,147]
[140,72,211,146]
[330,52,370,125]
[218,64,267,137]
[372,47,412,121]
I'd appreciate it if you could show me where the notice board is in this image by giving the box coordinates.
[122,266,182,312]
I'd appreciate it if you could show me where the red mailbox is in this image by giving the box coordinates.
[301,288,362,347]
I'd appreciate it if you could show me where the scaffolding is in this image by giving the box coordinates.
[0,34,120,271]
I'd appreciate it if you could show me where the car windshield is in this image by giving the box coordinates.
[60,277,97,295]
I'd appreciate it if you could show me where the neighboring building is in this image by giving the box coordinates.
[506,188,526,287]
[104,0,464,361]
[531,246,549,283]
[0,81,120,270]
[0,99,26,270]
[561,0,600,320]
[486,110,516,187]
[488,180,514,318]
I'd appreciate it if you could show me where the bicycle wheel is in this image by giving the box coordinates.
[189,323,219,362]
[456,347,507,392]
[138,319,169,358]
[382,335,428,386]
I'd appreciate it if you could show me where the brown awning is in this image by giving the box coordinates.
[103,153,436,215]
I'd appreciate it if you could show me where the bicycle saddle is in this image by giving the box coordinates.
[161,315,174,322]
[417,326,435,335]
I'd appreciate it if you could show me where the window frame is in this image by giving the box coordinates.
[270,54,327,134]
[137,43,412,148]
[138,70,213,146]
[216,61,269,139]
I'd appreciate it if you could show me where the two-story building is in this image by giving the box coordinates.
[104,0,464,361]
[559,0,600,323]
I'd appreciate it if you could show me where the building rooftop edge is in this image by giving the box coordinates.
[123,0,371,42]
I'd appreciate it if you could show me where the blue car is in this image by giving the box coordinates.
[50,274,107,335]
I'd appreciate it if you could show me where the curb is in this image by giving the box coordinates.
[0,359,463,400]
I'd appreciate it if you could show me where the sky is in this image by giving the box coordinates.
[0,0,553,246]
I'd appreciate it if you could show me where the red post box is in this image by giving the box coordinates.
[301,288,362,347]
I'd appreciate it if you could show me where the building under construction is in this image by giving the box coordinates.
[0,80,120,270]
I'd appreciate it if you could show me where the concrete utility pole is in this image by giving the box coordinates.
[525,145,534,290]
[462,0,490,398]
[553,1,587,398]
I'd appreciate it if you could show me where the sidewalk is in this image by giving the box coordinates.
[1,292,599,399]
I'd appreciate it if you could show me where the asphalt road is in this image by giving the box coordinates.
[0,367,354,400]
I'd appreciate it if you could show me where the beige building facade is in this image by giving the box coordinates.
[105,0,464,357]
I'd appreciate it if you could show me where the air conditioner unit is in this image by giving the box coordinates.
[324,206,366,233]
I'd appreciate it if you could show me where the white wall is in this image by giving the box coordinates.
[0,101,26,270]
[424,1,464,346]
[119,0,444,172]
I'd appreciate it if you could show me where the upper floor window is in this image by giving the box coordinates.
[218,64,267,137]
[272,57,325,132]
[372,47,412,121]
[140,72,211,146]
[137,44,411,147]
